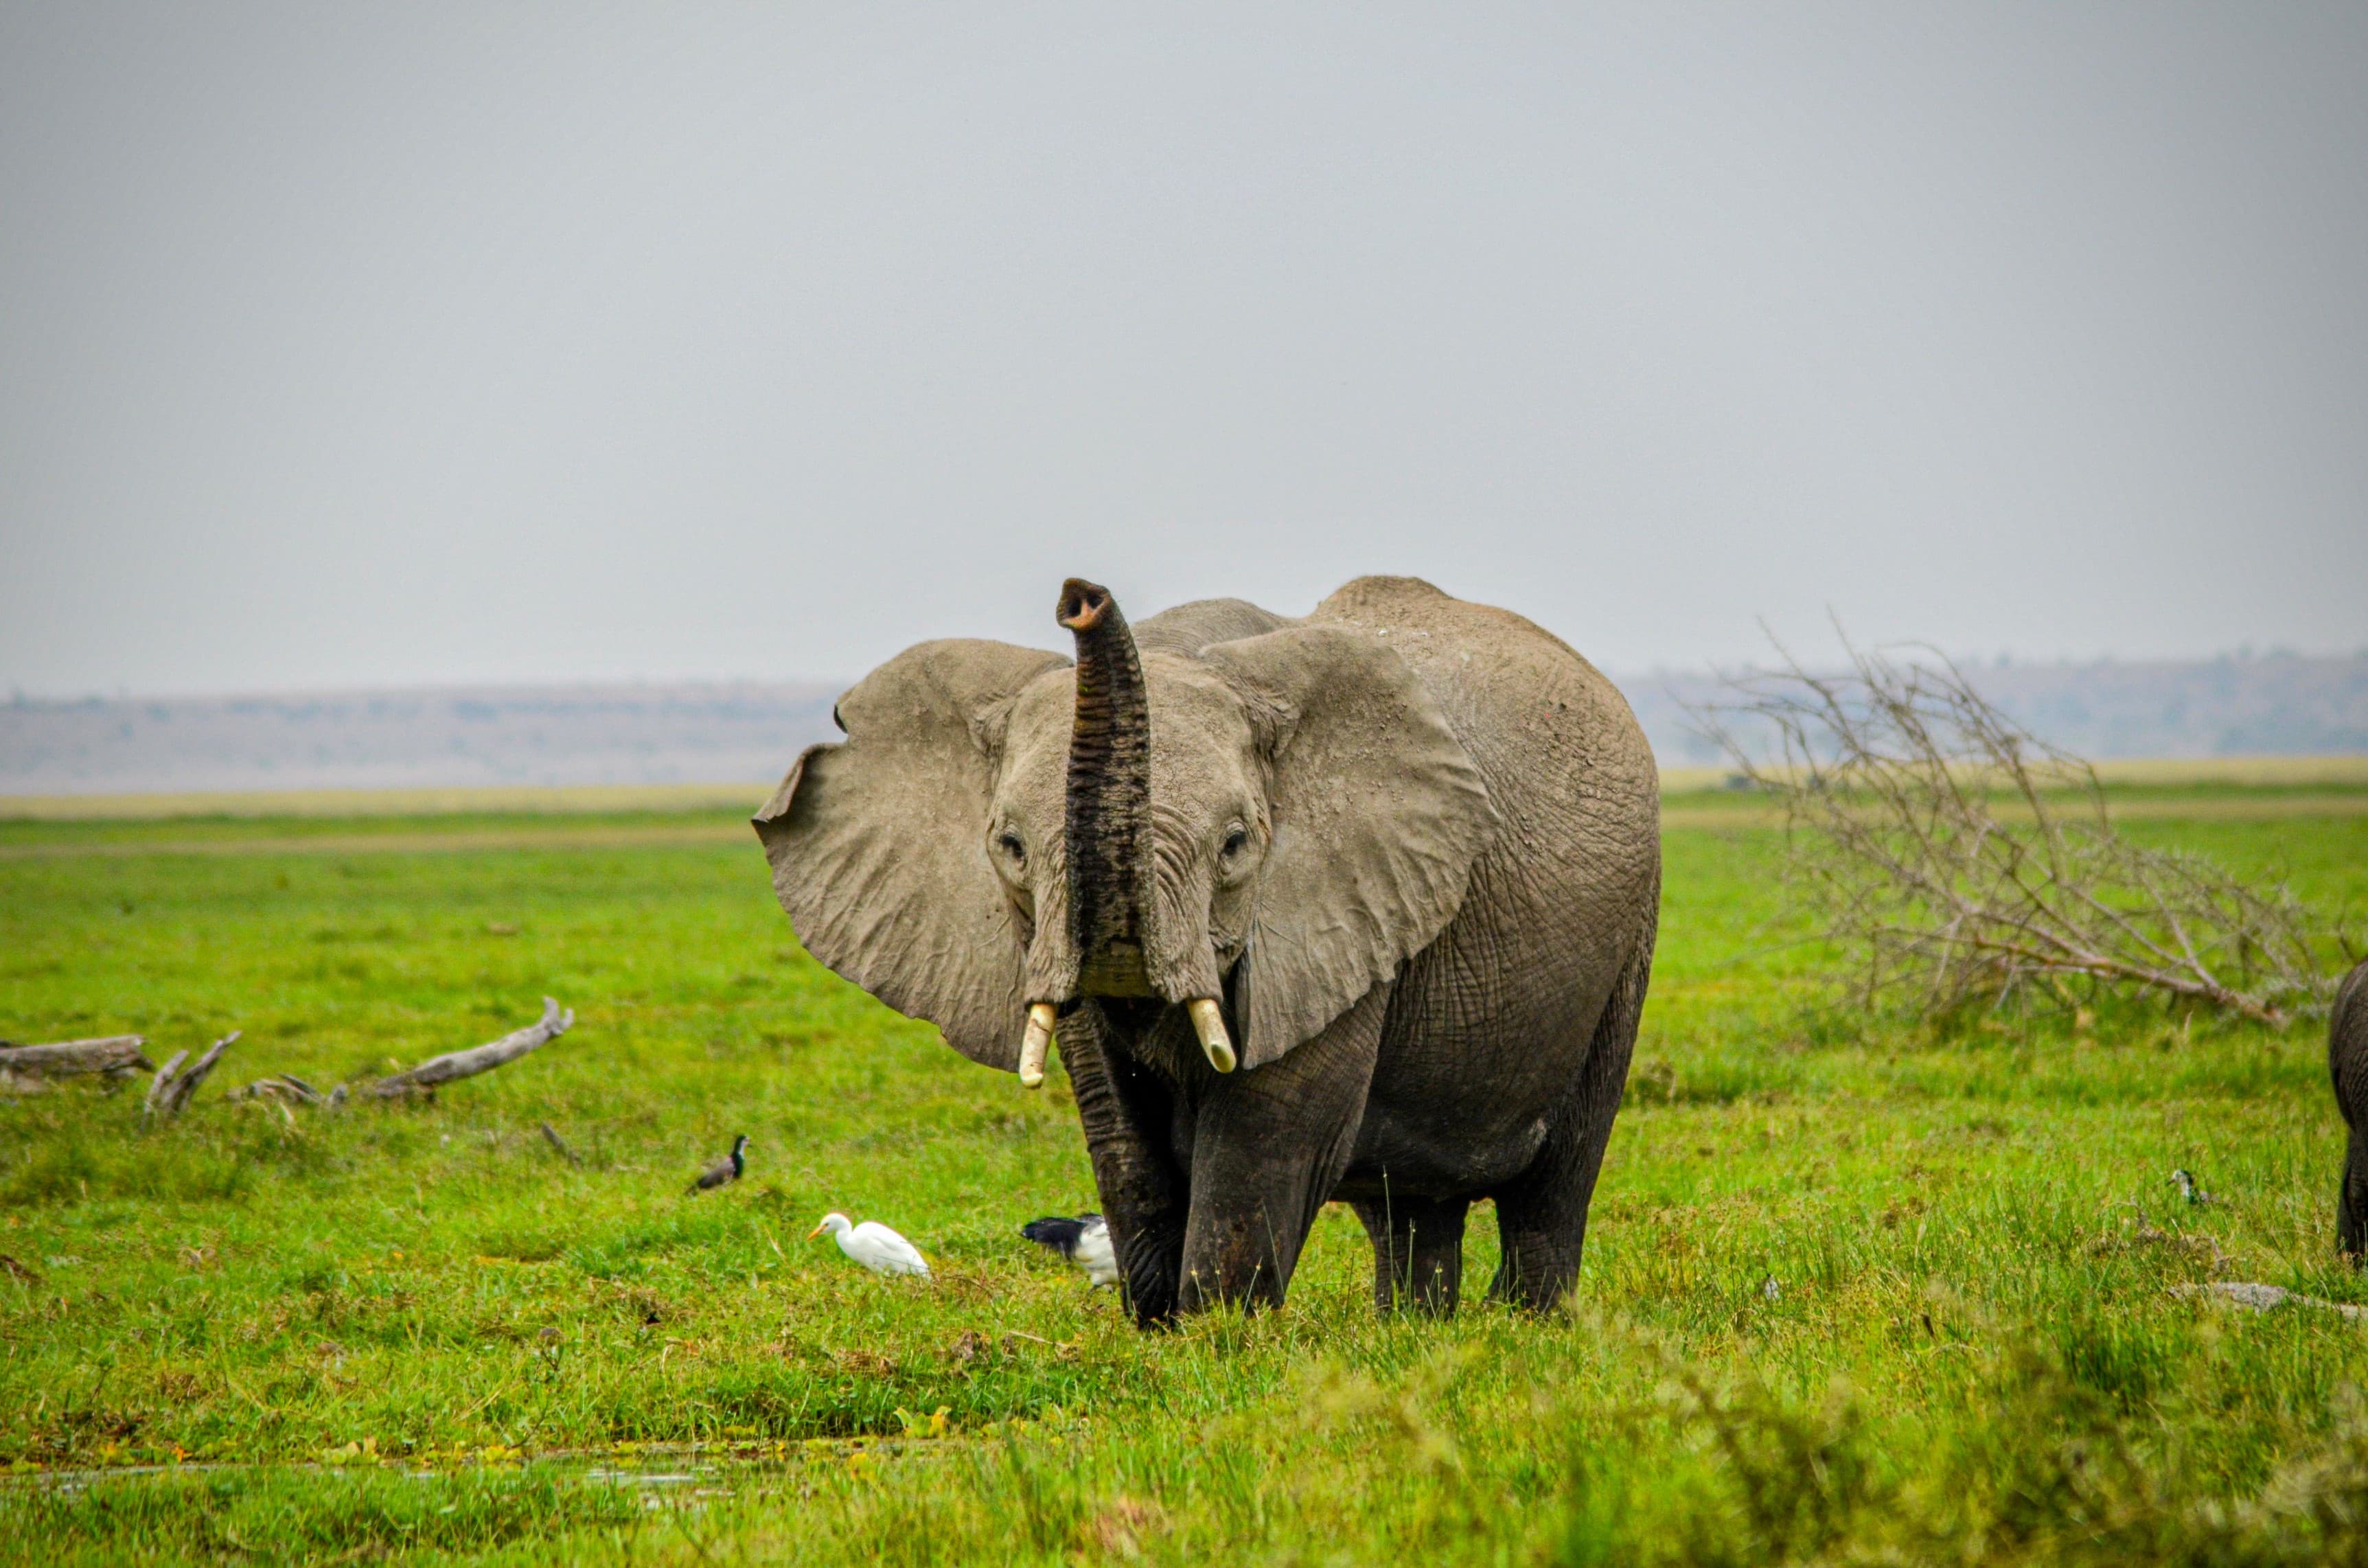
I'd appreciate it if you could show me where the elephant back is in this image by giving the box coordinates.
[1133,597,1294,656]
[1308,575,1659,893]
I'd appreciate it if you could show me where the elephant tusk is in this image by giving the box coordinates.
[1187,998,1237,1073]
[1018,1003,1057,1089]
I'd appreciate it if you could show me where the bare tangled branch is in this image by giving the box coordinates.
[1694,636,2338,1027]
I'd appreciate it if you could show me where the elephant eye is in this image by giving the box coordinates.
[998,832,1026,863]
[1221,827,1249,859]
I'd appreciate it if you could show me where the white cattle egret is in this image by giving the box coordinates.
[809,1212,930,1278]
[1021,1212,1119,1289]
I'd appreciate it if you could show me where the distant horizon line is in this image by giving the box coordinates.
[10,643,2368,707]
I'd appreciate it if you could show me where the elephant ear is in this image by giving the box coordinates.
[753,639,1069,1070]
[1201,626,1496,1069]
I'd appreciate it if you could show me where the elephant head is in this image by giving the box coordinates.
[753,579,1495,1083]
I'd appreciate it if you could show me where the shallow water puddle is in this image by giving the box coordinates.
[5,1435,965,1501]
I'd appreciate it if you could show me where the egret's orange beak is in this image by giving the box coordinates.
[805,1223,826,1240]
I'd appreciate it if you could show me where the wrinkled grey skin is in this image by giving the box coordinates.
[755,576,1659,1323]
[2333,959,2368,1257]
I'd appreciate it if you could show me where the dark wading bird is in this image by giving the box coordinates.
[1022,1212,1120,1289]
[755,575,1659,1326]
[691,1134,750,1192]
[2332,958,2368,1257]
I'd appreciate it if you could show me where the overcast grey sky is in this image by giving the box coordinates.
[2,3,2363,697]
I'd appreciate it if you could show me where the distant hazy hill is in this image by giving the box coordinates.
[1628,653,2368,768]
[0,683,840,795]
[4,654,2364,796]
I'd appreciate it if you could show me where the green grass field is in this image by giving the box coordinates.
[4,792,2367,1565]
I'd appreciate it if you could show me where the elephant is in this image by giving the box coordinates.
[753,575,1660,1324]
[2332,957,2368,1256]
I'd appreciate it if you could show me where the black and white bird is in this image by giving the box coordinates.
[691,1134,750,1192]
[2170,1168,2215,1206]
[1021,1212,1119,1289]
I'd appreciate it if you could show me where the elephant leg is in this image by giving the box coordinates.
[2342,1124,2368,1262]
[1061,1001,1188,1327]
[1178,983,1390,1314]
[1353,1192,1469,1315]
[1489,923,1653,1312]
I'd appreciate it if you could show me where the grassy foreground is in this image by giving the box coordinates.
[3,795,2367,1565]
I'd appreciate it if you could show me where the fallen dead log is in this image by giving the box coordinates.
[0,1035,154,1080]
[2172,1281,2368,1322]
[368,998,573,1099]
[144,1032,240,1121]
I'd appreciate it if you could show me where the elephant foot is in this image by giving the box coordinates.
[1175,1214,1291,1315]
[1177,1271,1278,1315]
[1486,1154,1598,1313]
[1485,1233,1581,1313]
[1114,1213,1188,1328]
[1353,1195,1469,1314]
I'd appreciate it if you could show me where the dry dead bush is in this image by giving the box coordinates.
[1696,637,2341,1026]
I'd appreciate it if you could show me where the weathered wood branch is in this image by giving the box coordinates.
[230,1074,345,1108]
[2174,1282,2368,1322]
[232,1075,334,1113]
[368,998,573,1099]
[145,1050,189,1111]
[0,1035,154,1079]
[144,1032,239,1120]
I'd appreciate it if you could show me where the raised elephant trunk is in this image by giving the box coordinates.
[1018,579,1233,1081]
[1059,579,1153,994]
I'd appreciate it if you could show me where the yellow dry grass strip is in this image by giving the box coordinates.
[1657,755,2368,793]
[2086,756,2368,787]
[1659,792,2368,832]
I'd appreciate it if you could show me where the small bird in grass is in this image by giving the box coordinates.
[810,1212,930,1278]
[2171,1168,2216,1206]
[1022,1212,1119,1289]
[690,1134,750,1193]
